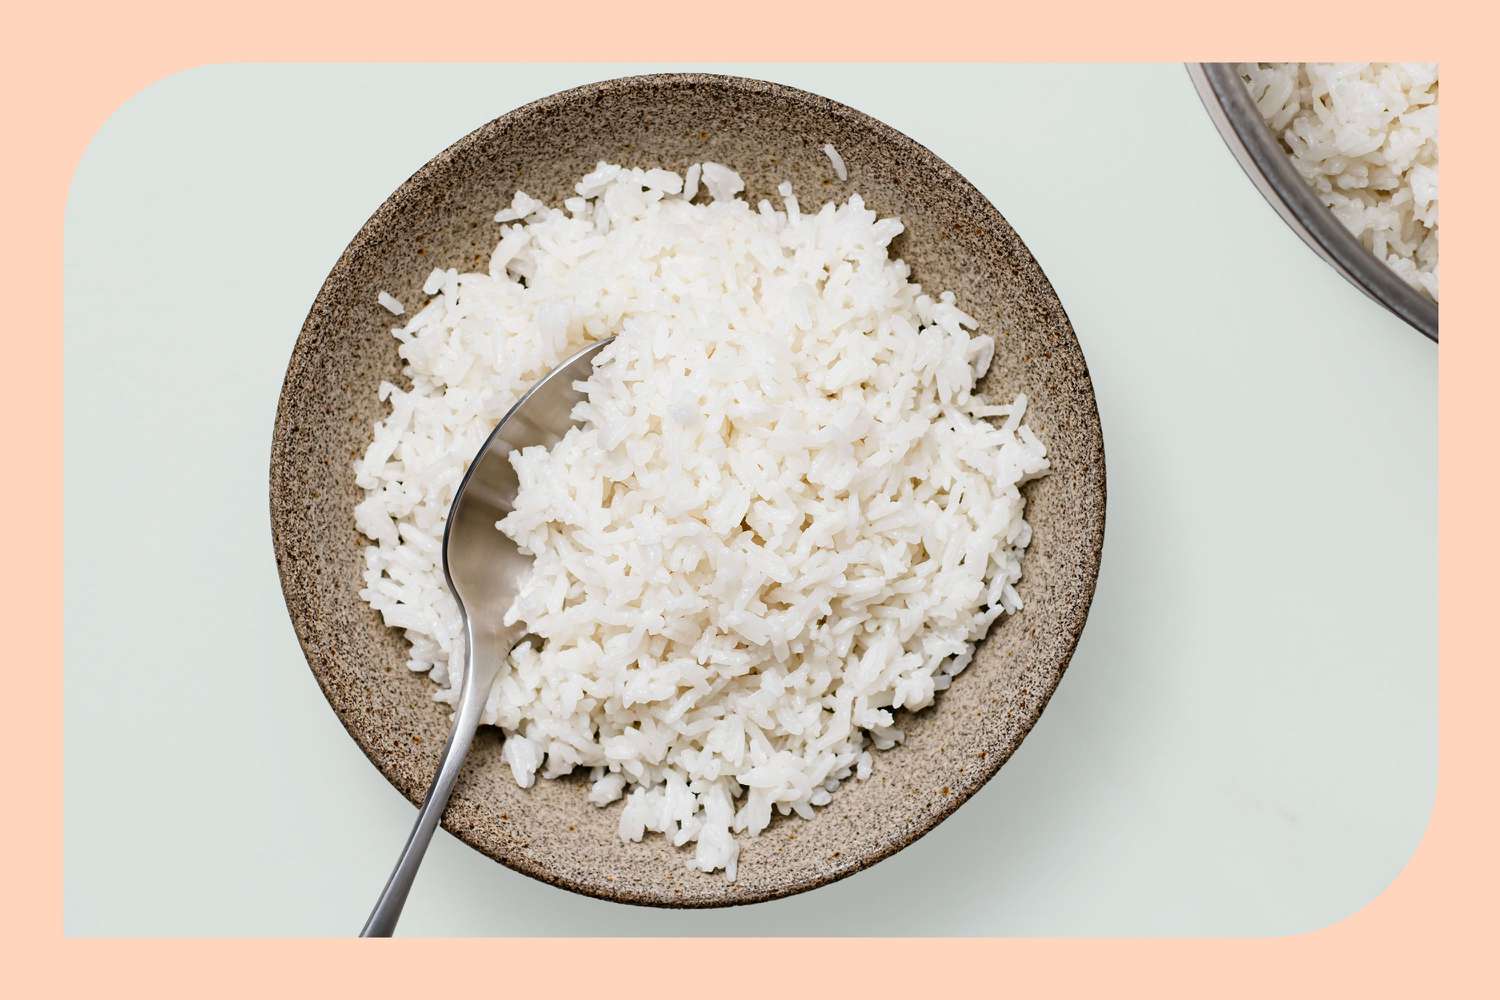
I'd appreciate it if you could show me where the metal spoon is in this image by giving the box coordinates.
[360,337,613,937]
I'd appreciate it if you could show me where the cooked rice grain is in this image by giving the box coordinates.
[354,161,1047,879]
[1240,62,1439,299]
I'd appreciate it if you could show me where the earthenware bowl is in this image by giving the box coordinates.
[270,72,1106,907]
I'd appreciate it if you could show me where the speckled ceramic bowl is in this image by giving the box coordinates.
[270,73,1105,907]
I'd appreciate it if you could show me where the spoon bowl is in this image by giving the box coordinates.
[360,338,613,936]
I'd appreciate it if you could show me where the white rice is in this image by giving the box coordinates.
[354,161,1047,879]
[376,290,404,315]
[1239,62,1439,299]
[821,142,848,181]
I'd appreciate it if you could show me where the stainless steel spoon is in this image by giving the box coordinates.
[360,337,613,937]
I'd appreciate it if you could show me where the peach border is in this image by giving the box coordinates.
[24,0,1488,993]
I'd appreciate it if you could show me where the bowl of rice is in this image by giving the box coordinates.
[270,73,1106,906]
[1189,63,1438,341]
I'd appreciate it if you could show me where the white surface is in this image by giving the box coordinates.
[63,63,1436,937]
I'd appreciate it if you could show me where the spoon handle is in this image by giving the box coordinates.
[359,661,491,937]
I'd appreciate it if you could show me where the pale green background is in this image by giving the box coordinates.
[63,64,1436,937]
